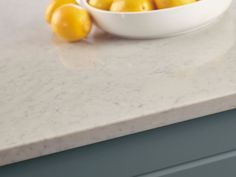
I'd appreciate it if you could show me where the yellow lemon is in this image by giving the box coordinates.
[45,0,78,23]
[110,0,155,12]
[88,0,114,10]
[51,4,92,42]
[155,0,197,9]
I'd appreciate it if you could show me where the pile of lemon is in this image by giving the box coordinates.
[45,0,197,42]
[91,0,197,11]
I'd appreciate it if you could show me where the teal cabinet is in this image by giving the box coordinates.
[1,109,236,177]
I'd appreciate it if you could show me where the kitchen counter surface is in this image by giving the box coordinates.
[1,0,236,166]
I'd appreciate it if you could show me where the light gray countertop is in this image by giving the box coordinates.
[0,0,236,166]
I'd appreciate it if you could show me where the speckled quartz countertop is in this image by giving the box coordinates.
[1,0,236,166]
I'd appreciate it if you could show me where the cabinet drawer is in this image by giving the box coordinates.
[138,149,236,177]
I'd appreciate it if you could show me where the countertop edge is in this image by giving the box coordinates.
[1,93,236,166]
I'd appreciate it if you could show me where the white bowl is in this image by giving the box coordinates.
[81,0,232,39]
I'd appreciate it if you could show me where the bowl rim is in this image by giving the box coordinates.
[80,0,212,15]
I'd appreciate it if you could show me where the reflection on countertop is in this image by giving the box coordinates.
[54,12,235,72]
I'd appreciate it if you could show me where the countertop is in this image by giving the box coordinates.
[1,0,236,166]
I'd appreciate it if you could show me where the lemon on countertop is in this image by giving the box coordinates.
[110,0,155,12]
[154,0,197,9]
[88,0,114,10]
[51,4,92,42]
[45,0,78,23]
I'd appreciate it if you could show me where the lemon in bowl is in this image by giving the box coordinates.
[110,0,155,12]
[88,0,114,10]
[155,0,197,9]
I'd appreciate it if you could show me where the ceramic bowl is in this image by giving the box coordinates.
[80,0,232,39]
